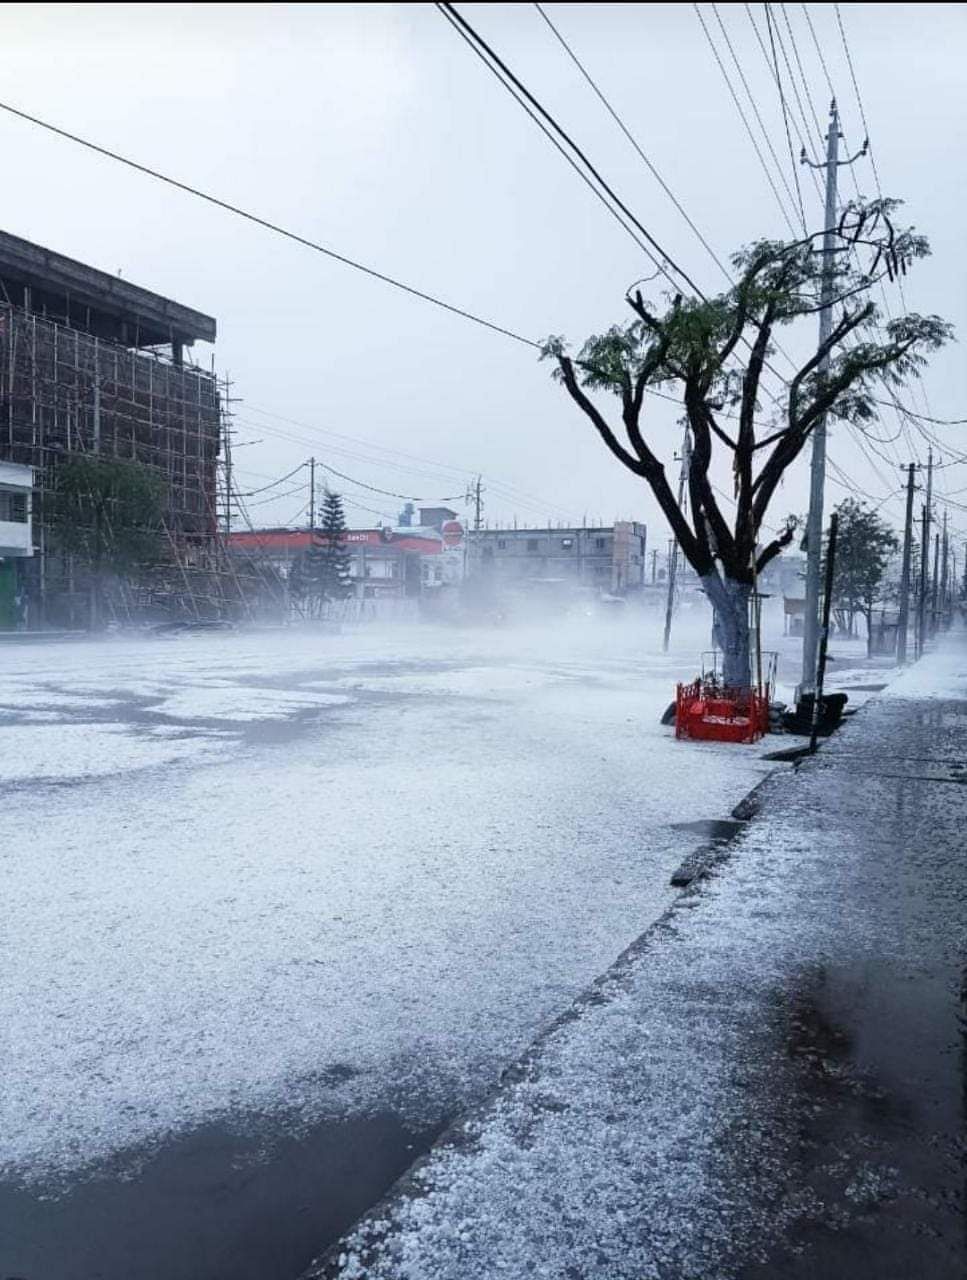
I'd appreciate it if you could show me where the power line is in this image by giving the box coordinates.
[233,405,578,519]
[533,2,734,285]
[236,461,307,497]
[244,482,308,509]
[800,4,836,99]
[779,3,823,139]
[833,3,884,196]
[437,2,708,298]
[763,2,808,231]
[436,2,668,277]
[315,461,424,502]
[695,4,799,235]
[0,98,540,350]
[742,3,823,206]
[768,4,821,157]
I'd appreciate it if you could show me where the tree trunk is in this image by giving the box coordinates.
[702,572,752,688]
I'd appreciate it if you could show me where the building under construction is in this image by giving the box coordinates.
[0,229,224,625]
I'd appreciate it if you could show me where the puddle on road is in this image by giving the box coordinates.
[0,1109,442,1280]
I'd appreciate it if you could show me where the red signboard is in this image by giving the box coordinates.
[441,520,464,548]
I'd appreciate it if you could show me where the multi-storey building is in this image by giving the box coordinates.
[0,229,219,623]
[467,521,648,595]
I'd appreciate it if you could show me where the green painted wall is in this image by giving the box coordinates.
[0,559,20,629]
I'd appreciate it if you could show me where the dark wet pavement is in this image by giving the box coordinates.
[1,1111,440,1280]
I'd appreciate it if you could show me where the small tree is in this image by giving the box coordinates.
[298,489,353,611]
[542,198,950,685]
[49,456,165,629]
[829,498,899,652]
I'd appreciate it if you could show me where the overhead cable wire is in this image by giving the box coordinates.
[439,3,798,408]
[742,3,823,205]
[244,482,308,508]
[533,1,734,285]
[437,2,708,298]
[801,3,836,98]
[0,98,540,350]
[435,2,670,278]
[315,462,423,502]
[833,4,883,196]
[768,3,821,157]
[779,2,823,139]
[236,461,307,497]
[695,4,799,235]
[762,3,809,231]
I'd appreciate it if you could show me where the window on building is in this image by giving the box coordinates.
[595,536,607,550]
[526,538,539,552]
[0,492,27,523]
[497,539,507,550]
[561,537,574,549]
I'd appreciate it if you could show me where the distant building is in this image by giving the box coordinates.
[467,522,647,595]
[227,516,465,604]
[0,229,219,624]
[417,506,459,531]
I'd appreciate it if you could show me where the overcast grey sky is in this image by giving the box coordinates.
[1,3,965,539]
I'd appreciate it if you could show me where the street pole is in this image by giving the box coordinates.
[801,100,842,694]
[662,428,690,654]
[923,448,933,635]
[810,510,839,754]
[930,531,940,636]
[473,475,484,531]
[651,548,658,584]
[896,462,916,664]
[308,457,316,531]
[221,376,233,539]
[940,510,949,626]
[93,382,101,454]
[917,502,929,657]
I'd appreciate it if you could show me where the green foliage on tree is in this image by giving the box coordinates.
[541,198,951,685]
[829,497,899,648]
[48,456,166,628]
[291,489,353,612]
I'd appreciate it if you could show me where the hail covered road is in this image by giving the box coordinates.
[0,615,843,1279]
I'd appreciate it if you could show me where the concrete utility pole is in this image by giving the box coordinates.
[896,463,917,664]
[662,428,690,654]
[470,476,484,531]
[940,510,949,624]
[221,374,234,538]
[651,548,658,584]
[924,450,933,625]
[930,531,940,636]
[801,101,842,693]
[917,503,929,658]
[810,510,839,754]
[308,457,316,531]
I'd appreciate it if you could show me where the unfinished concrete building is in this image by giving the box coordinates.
[0,229,221,625]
